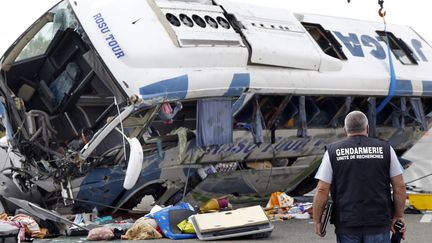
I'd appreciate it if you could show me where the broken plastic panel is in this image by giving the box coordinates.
[5,197,88,230]
[124,138,144,190]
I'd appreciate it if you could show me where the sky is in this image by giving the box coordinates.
[0,0,431,55]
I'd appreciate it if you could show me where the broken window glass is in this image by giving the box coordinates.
[149,100,196,137]
[377,31,418,65]
[15,2,77,62]
[302,22,348,60]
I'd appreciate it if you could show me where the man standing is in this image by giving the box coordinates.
[313,111,407,242]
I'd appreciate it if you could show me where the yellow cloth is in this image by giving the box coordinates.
[177,220,195,234]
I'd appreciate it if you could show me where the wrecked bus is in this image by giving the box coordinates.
[1,0,432,214]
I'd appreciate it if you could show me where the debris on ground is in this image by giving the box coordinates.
[87,227,115,241]
[190,205,273,241]
[0,213,48,241]
[177,219,196,234]
[121,217,162,240]
[0,191,326,241]
[199,197,232,213]
[147,202,197,240]
[265,192,312,220]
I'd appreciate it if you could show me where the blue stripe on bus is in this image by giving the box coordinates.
[139,75,189,100]
[394,79,413,96]
[422,81,432,96]
[223,73,250,97]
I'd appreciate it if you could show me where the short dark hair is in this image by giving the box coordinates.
[344,111,368,134]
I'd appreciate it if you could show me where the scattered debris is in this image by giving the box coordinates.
[266,192,294,209]
[147,202,197,240]
[87,227,114,241]
[190,205,273,241]
[177,219,196,234]
[200,197,232,213]
[95,216,113,225]
[122,218,162,240]
[265,192,312,220]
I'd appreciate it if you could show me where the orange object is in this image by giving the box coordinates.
[268,192,282,208]
[284,119,295,128]
[266,192,294,209]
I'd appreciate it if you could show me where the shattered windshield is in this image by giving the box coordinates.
[15,1,77,62]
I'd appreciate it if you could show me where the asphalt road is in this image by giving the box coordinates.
[35,214,431,243]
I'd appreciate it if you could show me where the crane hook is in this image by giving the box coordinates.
[378,0,386,17]
[378,7,386,17]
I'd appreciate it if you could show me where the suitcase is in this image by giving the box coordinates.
[190,205,273,241]
[0,222,19,243]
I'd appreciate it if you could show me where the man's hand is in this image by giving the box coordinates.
[314,222,325,237]
[391,217,406,240]
[312,180,331,237]
[390,174,406,240]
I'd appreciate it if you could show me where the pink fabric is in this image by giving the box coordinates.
[9,214,41,239]
[161,103,174,124]
[161,103,173,114]
[15,222,25,241]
